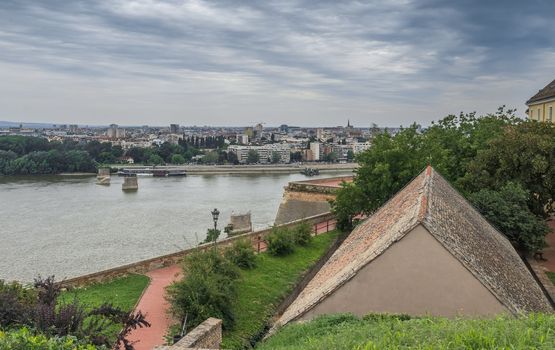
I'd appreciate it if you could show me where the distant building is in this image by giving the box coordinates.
[237,134,249,145]
[170,124,180,133]
[69,124,78,132]
[309,142,322,161]
[351,142,371,154]
[526,79,555,123]
[228,144,290,164]
[274,167,553,330]
[107,124,118,139]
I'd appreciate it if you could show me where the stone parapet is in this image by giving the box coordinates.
[155,318,222,350]
[59,212,335,288]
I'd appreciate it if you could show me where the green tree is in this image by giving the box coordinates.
[202,151,219,164]
[271,151,281,164]
[470,182,549,252]
[324,152,338,163]
[203,228,221,244]
[147,154,164,165]
[246,149,259,164]
[462,120,555,217]
[170,154,186,164]
[346,149,354,162]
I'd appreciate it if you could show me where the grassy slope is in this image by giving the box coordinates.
[258,313,555,350]
[59,274,150,311]
[222,230,338,349]
[547,271,555,286]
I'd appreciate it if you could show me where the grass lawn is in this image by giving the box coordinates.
[221,230,339,349]
[258,313,555,350]
[547,271,555,286]
[59,274,150,311]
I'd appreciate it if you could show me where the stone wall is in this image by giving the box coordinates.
[229,212,252,234]
[59,212,336,288]
[155,318,222,350]
[274,176,351,225]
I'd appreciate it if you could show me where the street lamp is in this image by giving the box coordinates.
[211,208,220,231]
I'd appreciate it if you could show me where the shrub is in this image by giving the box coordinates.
[292,222,313,246]
[224,239,257,269]
[0,277,149,350]
[0,280,37,327]
[265,227,295,256]
[167,249,240,331]
[0,328,104,350]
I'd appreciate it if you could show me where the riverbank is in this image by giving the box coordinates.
[113,163,357,175]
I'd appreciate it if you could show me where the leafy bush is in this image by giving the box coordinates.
[0,280,37,328]
[224,239,257,269]
[265,227,295,256]
[0,328,104,350]
[292,222,313,246]
[0,277,149,350]
[167,249,240,331]
[202,229,221,244]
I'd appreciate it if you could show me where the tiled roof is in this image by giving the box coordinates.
[527,79,555,104]
[275,167,553,327]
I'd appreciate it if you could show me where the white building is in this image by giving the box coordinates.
[237,134,249,145]
[310,142,322,161]
[351,142,372,154]
[228,144,291,164]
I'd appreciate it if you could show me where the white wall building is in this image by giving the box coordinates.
[310,142,322,161]
[228,144,291,164]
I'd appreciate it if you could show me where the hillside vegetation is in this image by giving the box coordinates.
[258,313,555,350]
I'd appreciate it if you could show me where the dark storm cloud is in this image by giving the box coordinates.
[0,0,553,126]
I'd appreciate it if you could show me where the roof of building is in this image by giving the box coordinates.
[527,79,555,105]
[276,166,553,327]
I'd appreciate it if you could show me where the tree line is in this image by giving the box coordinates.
[332,107,555,253]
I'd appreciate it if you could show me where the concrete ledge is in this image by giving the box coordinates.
[155,318,222,350]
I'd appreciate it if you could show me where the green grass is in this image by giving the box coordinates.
[59,274,150,311]
[221,230,339,349]
[258,313,555,350]
[547,271,555,286]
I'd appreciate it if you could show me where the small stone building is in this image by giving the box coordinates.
[275,166,553,328]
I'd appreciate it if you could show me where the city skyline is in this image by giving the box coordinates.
[1,1,554,126]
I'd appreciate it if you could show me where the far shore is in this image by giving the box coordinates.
[56,163,357,176]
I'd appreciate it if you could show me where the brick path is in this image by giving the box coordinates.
[127,265,182,350]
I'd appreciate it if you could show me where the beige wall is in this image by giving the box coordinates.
[528,101,555,123]
[300,224,507,319]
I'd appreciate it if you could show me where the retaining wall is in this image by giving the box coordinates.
[59,212,335,288]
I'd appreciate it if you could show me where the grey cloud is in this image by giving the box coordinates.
[0,0,553,126]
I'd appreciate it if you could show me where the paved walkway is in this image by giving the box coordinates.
[127,265,182,350]
[539,219,555,272]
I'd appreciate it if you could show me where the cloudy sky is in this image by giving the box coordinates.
[0,0,554,127]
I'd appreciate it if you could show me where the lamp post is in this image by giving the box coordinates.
[211,208,220,231]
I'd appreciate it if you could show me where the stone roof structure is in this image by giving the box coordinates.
[276,166,552,327]
[527,79,555,104]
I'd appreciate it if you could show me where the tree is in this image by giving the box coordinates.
[271,151,281,164]
[171,154,186,164]
[462,120,555,217]
[290,151,302,163]
[347,149,354,162]
[324,152,338,163]
[147,154,164,165]
[202,151,219,164]
[246,149,259,164]
[469,182,549,253]
[203,228,221,244]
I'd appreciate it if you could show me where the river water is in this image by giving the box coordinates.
[0,172,350,282]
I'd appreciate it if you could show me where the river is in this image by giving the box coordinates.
[0,172,351,282]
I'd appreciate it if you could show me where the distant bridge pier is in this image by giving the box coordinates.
[122,176,138,191]
[96,167,111,185]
